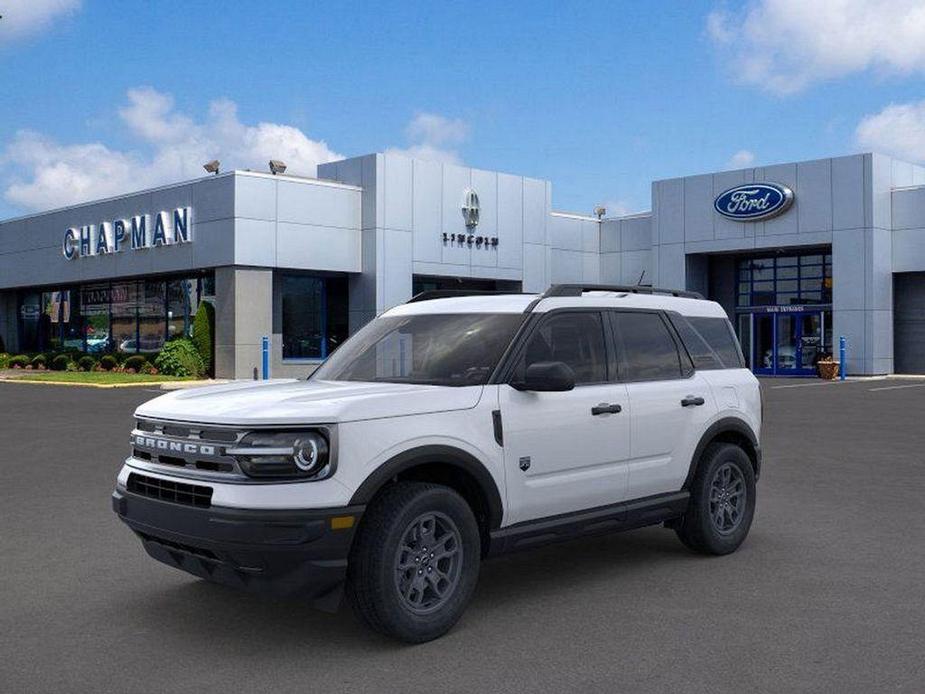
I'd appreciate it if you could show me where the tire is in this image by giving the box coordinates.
[675,443,756,555]
[346,481,481,643]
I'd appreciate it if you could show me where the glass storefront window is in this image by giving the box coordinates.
[736,251,832,308]
[138,280,166,353]
[167,279,195,340]
[281,274,348,360]
[17,272,211,355]
[81,283,111,353]
[111,281,139,353]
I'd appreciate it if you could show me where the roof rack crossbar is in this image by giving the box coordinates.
[540,284,704,300]
[406,289,529,304]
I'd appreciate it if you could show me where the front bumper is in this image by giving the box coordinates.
[112,488,364,611]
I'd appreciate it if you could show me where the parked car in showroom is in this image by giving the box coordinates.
[112,284,762,642]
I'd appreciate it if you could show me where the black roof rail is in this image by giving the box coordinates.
[406,289,529,304]
[540,284,704,300]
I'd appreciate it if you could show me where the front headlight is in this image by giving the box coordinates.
[231,430,332,480]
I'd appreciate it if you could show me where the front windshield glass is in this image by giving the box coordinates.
[312,313,523,386]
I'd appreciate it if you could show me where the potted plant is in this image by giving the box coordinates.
[816,353,839,380]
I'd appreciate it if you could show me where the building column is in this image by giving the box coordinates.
[213,266,272,380]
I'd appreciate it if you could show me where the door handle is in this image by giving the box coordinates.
[591,403,622,415]
[681,396,705,407]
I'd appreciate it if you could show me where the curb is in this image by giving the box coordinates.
[0,378,207,390]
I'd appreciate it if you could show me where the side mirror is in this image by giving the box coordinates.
[516,361,576,392]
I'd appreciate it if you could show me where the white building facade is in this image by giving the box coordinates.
[2,150,924,378]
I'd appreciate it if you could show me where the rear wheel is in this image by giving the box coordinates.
[675,443,756,555]
[347,481,480,643]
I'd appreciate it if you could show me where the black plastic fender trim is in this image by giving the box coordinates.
[348,445,505,529]
[684,417,761,489]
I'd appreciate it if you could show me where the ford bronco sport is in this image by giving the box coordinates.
[112,284,762,643]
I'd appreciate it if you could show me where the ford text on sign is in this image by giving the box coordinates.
[714,183,793,222]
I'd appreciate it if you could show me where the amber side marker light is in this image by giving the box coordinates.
[330,515,355,530]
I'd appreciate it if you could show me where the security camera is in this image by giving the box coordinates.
[269,160,287,175]
[203,160,220,175]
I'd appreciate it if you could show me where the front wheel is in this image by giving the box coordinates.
[675,443,756,555]
[346,481,481,643]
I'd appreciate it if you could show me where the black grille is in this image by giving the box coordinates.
[127,473,213,508]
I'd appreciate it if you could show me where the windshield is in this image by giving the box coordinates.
[312,313,523,386]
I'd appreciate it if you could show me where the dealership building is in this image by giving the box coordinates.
[1,150,924,378]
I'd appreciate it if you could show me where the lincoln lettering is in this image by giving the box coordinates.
[63,206,192,260]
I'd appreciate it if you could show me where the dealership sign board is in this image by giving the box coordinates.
[63,207,192,259]
[714,183,794,222]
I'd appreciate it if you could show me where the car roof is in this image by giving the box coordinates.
[385,290,728,319]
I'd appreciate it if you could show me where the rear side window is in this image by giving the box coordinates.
[669,315,723,369]
[515,311,608,385]
[612,312,683,381]
[689,316,745,368]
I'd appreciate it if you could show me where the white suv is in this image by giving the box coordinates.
[112,284,762,642]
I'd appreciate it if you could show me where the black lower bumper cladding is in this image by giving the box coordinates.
[112,488,364,611]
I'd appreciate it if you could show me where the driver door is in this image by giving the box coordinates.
[499,310,631,525]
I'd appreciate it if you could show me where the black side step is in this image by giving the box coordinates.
[487,491,689,556]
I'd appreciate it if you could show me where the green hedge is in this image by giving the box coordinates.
[51,354,72,371]
[154,338,203,377]
[99,355,118,371]
[9,355,29,368]
[192,301,215,377]
[124,355,149,372]
[78,356,97,372]
[0,353,8,369]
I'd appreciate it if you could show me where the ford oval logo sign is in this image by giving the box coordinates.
[714,183,794,221]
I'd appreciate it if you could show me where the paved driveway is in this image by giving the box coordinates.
[1,378,924,693]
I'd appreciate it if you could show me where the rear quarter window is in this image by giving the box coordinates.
[671,315,745,369]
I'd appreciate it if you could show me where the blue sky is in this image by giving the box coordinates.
[2,0,925,220]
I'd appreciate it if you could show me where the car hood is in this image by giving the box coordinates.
[135,379,485,426]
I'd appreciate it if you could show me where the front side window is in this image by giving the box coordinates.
[513,311,608,385]
[312,313,523,386]
[613,312,683,381]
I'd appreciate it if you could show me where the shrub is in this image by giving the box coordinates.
[99,354,118,371]
[192,301,215,377]
[78,356,97,372]
[124,355,149,372]
[66,360,79,372]
[0,353,8,369]
[154,338,203,377]
[51,354,72,371]
[9,354,29,369]
[31,354,47,369]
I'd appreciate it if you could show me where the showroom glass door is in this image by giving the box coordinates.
[750,310,823,376]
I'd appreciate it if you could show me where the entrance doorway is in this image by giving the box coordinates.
[741,310,830,376]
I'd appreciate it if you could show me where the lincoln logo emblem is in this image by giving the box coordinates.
[461,188,480,229]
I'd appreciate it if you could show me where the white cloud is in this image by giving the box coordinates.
[0,0,80,42]
[386,112,468,163]
[856,100,925,161]
[707,0,925,94]
[1,86,343,211]
[727,149,755,168]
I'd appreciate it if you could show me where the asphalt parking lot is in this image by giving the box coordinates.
[2,379,924,693]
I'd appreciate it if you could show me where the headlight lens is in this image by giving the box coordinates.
[234,430,331,479]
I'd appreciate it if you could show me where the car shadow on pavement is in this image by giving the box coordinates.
[119,525,703,651]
